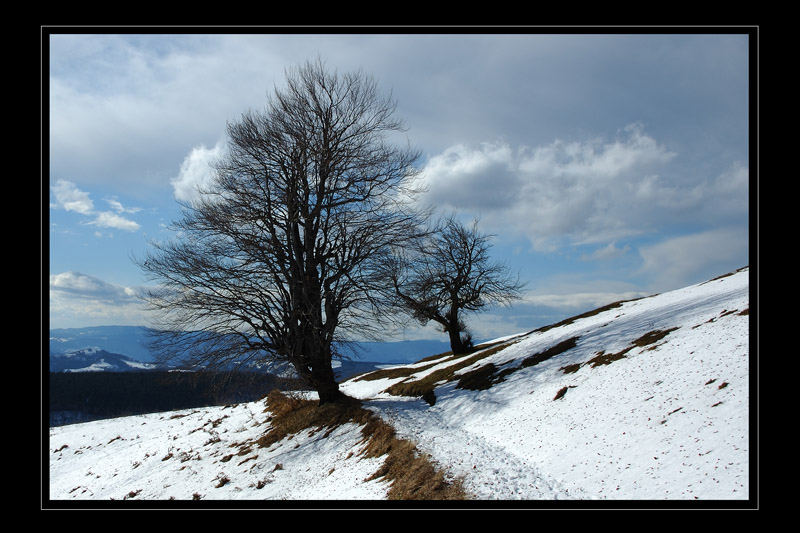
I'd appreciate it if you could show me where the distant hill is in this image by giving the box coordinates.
[49,325,453,368]
[49,348,158,373]
[50,326,157,362]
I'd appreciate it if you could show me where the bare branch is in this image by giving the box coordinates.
[136,60,427,403]
[385,216,525,354]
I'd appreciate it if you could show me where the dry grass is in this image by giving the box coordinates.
[553,386,570,401]
[581,328,680,369]
[455,362,500,391]
[586,347,634,368]
[560,363,581,374]
[530,300,636,334]
[456,337,580,391]
[352,338,518,384]
[631,328,679,348]
[351,360,444,383]
[253,390,469,500]
[384,342,516,399]
[520,336,580,368]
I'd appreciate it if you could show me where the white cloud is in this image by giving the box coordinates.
[89,211,141,232]
[581,242,631,262]
[171,141,225,203]
[50,180,140,232]
[637,227,749,291]
[51,179,94,215]
[417,125,747,252]
[521,291,649,310]
[49,271,151,328]
[419,142,522,209]
[50,271,140,302]
[106,198,142,214]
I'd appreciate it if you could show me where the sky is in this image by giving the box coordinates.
[46,30,753,341]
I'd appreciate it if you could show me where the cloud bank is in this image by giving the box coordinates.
[636,227,749,291]
[417,124,748,253]
[49,271,150,328]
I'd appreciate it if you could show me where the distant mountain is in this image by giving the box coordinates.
[49,325,453,368]
[50,326,156,362]
[49,348,159,373]
[337,339,452,364]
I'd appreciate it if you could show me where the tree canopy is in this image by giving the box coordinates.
[385,216,525,354]
[138,60,427,403]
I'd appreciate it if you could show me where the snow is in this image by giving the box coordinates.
[122,360,157,370]
[49,400,390,501]
[64,359,114,372]
[48,268,751,502]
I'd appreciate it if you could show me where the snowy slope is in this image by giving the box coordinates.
[50,348,159,372]
[48,268,751,502]
[49,401,390,500]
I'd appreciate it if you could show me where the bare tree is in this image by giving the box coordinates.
[137,60,426,404]
[386,216,525,354]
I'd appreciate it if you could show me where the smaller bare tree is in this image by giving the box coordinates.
[386,216,526,354]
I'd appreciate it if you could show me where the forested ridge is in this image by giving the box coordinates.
[49,371,303,426]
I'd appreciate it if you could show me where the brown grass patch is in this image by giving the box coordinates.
[521,336,580,368]
[255,390,366,450]
[553,386,571,400]
[384,342,516,399]
[586,347,634,367]
[631,328,679,348]
[531,300,640,334]
[560,363,581,374]
[415,349,456,364]
[357,409,467,500]
[253,390,469,500]
[584,327,679,369]
[354,337,527,386]
[456,363,500,391]
[352,361,443,383]
[455,337,581,391]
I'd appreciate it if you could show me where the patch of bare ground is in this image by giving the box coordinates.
[456,336,580,391]
[351,337,521,385]
[529,299,644,334]
[384,341,518,401]
[563,327,680,373]
[553,386,576,401]
[252,390,469,500]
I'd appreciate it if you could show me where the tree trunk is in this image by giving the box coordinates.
[310,361,349,404]
[295,337,351,405]
[448,326,468,355]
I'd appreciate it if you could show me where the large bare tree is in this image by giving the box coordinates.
[137,60,426,403]
[386,217,525,354]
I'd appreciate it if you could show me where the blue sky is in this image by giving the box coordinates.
[47,31,752,341]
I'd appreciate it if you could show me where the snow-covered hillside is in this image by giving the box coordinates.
[48,267,751,502]
[50,348,158,373]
